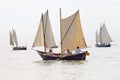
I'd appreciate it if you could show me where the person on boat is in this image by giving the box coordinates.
[48,49,61,57]
[66,49,72,55]
[75,46,81,54]
[48,49,53,54]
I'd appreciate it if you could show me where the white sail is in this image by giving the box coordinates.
[43,10,57,48]
[96,23,103,43]
[12,29,18,47]
[100,23,112,43]
[95,30,100,43]
[32,10,57,49]
[9,28,18,47]
[32,16,44,48]
[60,10,87,52]
[9,30,14,46]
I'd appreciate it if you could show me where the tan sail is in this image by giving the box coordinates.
[32,16,44,48]
[32,10,57,49]
[60,10,87,52]
[43,10,57,48]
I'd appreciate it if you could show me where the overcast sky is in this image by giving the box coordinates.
[0,0,120,46]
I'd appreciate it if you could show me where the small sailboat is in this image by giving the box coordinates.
[32,9,89,60]
[9,28,27,50]
[95,23,112,47]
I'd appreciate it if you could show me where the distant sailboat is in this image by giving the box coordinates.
[95,23,112,47]
[32,9,89,60]
[9,28,27,50]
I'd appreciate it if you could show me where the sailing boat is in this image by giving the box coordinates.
[32,9,89,60]
[95,23,112,47]
[9,28,27,50]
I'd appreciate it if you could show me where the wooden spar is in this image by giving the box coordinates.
[42,13,47,53]
[60,8,63,54]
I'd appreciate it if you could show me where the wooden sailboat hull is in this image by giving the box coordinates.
[13,47,27,50]
[59,53,86,60]
[95,43,111,47]
[36,51,86,60]
[36,51,60,60]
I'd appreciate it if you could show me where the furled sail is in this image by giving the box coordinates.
[60,10,87,52]
[100,23,112,43]
[32,10,57,49]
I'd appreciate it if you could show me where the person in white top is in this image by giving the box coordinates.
[66,49,72,55]
[75,46,81,54]
[48,50,53,54]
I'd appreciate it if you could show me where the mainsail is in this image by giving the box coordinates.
[9,28,18,47]
[97,23,112,44]
[12,29,18,47]
[96,30,99,43]
[60,10,87,52]
[100,23,112,43]
[9,30,14,46]
[32,10,57,49]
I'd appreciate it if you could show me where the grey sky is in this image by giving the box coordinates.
[0,0,120,45]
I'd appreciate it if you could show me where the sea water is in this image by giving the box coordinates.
[0,41,120,80]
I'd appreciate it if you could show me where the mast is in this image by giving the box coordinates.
[60,8,62,53]
[42,13,47,53]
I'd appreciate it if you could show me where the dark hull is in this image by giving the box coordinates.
[95,43,111,47]
[59,53,86,60]
[13,47,27,50]
[37,51,86,60]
